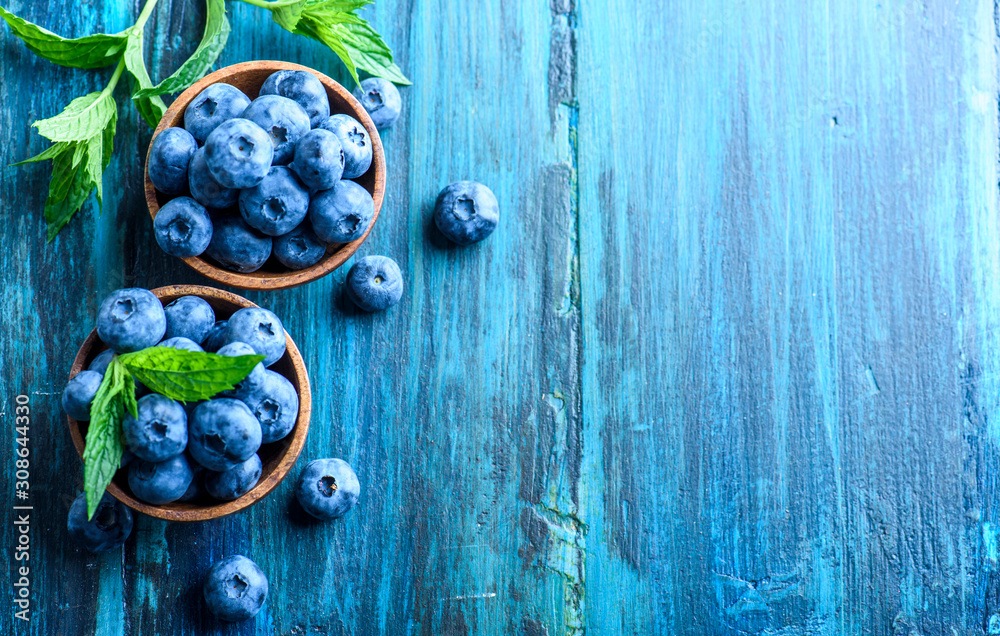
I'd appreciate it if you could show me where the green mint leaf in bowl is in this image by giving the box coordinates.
[83,357,136,520]
[119,347,266,402]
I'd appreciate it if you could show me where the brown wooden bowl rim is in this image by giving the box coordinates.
[66,284,313,522]
[144,60,386,291]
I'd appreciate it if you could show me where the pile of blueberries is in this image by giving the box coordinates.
[148,71,401,273]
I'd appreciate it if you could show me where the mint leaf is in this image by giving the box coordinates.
[337,20,410,85]
[133,0,230,98]
[123,29,167,128]
[119,347,265,402]
[271,1,306,31]
[0,6,127,69]
[83,356,135,520]
[33,91,117,142]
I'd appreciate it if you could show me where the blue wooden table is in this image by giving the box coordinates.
[3,0,1000,634]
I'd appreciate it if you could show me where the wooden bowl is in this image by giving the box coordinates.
[144,61,386,291]
[66,285,312,522]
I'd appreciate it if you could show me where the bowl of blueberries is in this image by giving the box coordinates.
[64,284,312,522]
[144,60,397,290]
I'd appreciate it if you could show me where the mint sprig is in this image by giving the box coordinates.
[81,346,264,519]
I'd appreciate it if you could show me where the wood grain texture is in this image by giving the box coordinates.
[1,0,999,634]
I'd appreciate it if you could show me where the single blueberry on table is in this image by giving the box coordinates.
[433,181,499,245]
[163,296,216,344]
[159,336,205,352]
[96,288,166,353]
[318,114,373,178]
[345,255,403,312]
[260,69,330,127]
[240,95,310,166]
[188,147,239,209]
[216,341,267,394]
[289,128,344,192]
[148,127,197,195]
[67,493,133,553]
[273,222,327,270]
[236,369,298,444]
[88,349,114,375]
[204,118,274,189]
[202,320,230,352]
[353,77,402,130]
[205,214,273,274]
[295,458,360,520]
[239,166,310,237]
[154,196,213,257]
[188,398,262,472]
[184,83,251,143]
[62,370,103,421]
[225,307,286,367]
[123,393,188,462]
[203,554,269,622]
[308,179,374,244]
[205,453,262,501]
[128,453,196,505]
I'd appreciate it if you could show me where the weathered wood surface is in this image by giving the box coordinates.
[2,0,999,634]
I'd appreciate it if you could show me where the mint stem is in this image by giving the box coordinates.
[102,57,127,98]
[134,0,160,31]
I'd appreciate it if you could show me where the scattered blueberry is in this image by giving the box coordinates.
[308,179,374,244]
[236,370,298,444]
[188,147,239,209]
[154,196,213,257]
[67,493,133,553]
[128,453,196,505]
[203,555,269,622]
[260,69,330,127]
[345,255,403,312]
[62,370,103,421]
[273,222,327,270]
[96,288,166,353]
[88,349,114,375]
[205,214,273,274]
[225,307,286,366]
[433,181,499,245]
[163,296,216,344]
[240,95,310,166]
[202,320,230,352]
[184,83,251,144]
[188,398,262,471]
[123,393,188,462]
[318,114,372,178]
[353,77,401,130]
[205,454,262,501]
[204,119,274,189]
[159,336,205,352]
[289,128,344,192]
[295,458,360,520]
[239,166,309,236]
[148,127,197,195]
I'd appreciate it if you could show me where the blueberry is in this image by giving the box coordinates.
[290,128,344,192]
[184,83,251,143]
[128,453,196,505]
[260,69,330,128]
[217,341,267,392]
[88,349,114,375]
[120,449,135,468]
[67,493,133,553]
[163,296,216,344]
[318,114,372,178]
[205,214,273,274]
[308,180,374,244]
[345,255,403,312]
[433,181,499,245]
[148,127,197,194]
[353,77,401,130]
[204,118,274,189]
[97,288,166,353]
[203,555,269,622]
[295,458,360,520]
[189,147,239,209]
[205,454,262,501]
[236,370,298,444]
[123,393,188,462]
[202,320,229,352]
[273,222,327,270]
[240,95,310,166]
[178,465,206,502]
[62,370,103,421]
[159,336,205,352]
[188,398,262,471]
[239,166,309,236]
[154,196,213,257]
[225,307,286,366]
